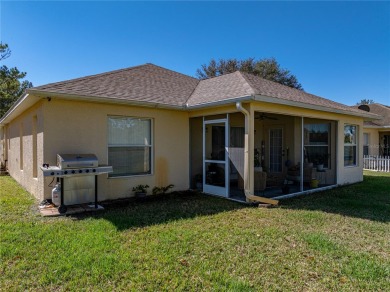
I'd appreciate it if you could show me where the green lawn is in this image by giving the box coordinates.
[1,171,389,291]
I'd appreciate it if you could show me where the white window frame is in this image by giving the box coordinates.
[107,116,153,178]
[344,124,358,167]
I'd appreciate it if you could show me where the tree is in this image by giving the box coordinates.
[196,57,303,90]
[0,43,11,61]
[0,43,32,118]
[356,99,374,105]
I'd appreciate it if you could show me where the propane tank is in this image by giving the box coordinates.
[52,183,61,206]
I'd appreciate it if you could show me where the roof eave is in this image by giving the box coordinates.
[253,95,381,120]
[185,95,254,110]
[0,93,41,126]
[27,89,185,111]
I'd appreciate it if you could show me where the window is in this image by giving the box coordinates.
[363,133,369,156]
[344,125,357,166]
[108,117,152,177]
[304,123,330,168]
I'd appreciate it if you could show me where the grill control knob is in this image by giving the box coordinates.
[64,171,68,175]
[86,169,90,173]
[93,169,96,173]
[72,170,75,174]
[79,170,83,173]
[50,172,54,176]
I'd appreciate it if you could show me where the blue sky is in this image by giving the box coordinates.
[1,1,389,106]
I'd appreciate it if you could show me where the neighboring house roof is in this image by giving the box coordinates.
[1,63,379,124]
[354,103,390,128]
[30,63,199,107]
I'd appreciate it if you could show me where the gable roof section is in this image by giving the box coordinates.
[29,63,199,107]
[186,71,255,106]
[188,71,373,117]
[353,103,390,127]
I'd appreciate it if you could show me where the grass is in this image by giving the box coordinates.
[0,171,389,291]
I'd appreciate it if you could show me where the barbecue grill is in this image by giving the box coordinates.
[40,154,113,214]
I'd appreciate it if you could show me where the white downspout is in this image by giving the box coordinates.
[236,102,251,197]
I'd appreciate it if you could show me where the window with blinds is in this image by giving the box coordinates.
[108,117,152,177]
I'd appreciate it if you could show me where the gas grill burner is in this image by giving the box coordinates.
[40,154,113,214]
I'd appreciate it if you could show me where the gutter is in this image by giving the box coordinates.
[185,95,254,110]
[253,95,380,120]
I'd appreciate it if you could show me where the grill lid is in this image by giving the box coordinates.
[57,154,98,169]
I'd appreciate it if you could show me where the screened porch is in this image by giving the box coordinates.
[190,111,338,202]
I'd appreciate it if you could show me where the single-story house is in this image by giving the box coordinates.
[354,103,390,156]
[0,63,380,205]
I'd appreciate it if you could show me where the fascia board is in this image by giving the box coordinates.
[0,94,41,125]
[253,94,381,120]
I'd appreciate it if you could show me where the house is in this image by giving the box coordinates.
[354,103,390,156]
[0,63,380,205]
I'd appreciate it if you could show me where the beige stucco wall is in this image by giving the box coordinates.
[41,98,189,201]
[2,96,369,202]
[0,126,5,166]
[362,128,380,156]
[2,101,45,199]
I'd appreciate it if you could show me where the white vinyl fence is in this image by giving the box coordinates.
[363,155,390,172]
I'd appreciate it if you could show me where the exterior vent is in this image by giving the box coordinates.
[358,104,370,112]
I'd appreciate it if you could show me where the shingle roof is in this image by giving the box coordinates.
[30,64,199,107]
[28,63,375,117]
[186,71,255,106]
[354,103,390,127]
[188,71,369,116]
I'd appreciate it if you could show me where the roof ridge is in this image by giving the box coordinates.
[32,63,153,89]
[237,71,257,95]
[145,63,198,80]
[186,71,256,106]
[32,63,197,90]
[184,78,201,106]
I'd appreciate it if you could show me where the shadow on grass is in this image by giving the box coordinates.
[281,174,390,222]
[71,191,248,231]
